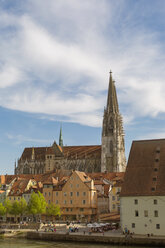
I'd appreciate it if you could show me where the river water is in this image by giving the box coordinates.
[0,239,148,248]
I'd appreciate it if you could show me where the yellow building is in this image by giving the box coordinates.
[53,171,97,221]
[109,177,123,213]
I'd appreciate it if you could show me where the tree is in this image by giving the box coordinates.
[46,203,61,221]
[27,192,47,221]
[18,198,27,221]
[0,203,6,217]
[3,199,12,221]
[10,201,20,222]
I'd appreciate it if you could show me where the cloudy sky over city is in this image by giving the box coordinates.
[0,0,165,174]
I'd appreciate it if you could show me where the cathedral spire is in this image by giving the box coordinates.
[107,71,119,113]
[59,125,63,147]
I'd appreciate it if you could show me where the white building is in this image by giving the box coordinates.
[120,139,165,236]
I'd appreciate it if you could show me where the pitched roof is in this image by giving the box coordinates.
[8,178,31,196]
[19,145,101,161]
[88,172,125,181]
[120,139,165,197]
[63,145,101,159]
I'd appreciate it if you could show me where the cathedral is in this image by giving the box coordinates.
[15,72,126,175]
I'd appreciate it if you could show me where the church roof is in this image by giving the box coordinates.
[120,139,165,197]
[19,145,101,161]
[63,145,101,159]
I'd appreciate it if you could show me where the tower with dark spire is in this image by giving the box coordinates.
[101,71,126,172]
[59,125,63,147]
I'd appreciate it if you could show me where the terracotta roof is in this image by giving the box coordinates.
[20,145,101,161]
[120,139,165,197]
[88,172,125,181]
[8,178,32,196]
[63,145,101,159]
[75,171,92,183]
[20,147,47,161]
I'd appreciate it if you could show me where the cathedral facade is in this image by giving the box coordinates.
[15,72,126,175]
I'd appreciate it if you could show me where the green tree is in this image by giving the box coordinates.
[27,192,46,221]
[3,199,12,221]
[0,203,6,217]
[10,201,20,222]
[18,198,27,221]
[46,203,61,220]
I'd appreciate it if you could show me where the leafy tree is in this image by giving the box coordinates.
[3,199,12,220]
[10,201,20,222]
[0,203,6,217]
[46,203,61,220]
[27,192,47,221]
[18,198,27,221]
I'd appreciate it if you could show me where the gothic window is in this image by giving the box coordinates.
[108,117,114,133]
[110,140,113,153]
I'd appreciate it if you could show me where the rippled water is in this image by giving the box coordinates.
[0,239,149,248]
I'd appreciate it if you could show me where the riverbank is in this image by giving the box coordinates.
[26,231,165,247]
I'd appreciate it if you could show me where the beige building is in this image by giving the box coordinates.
[53,171,97,221]
[15,72,126,175]
[121,139,165,235]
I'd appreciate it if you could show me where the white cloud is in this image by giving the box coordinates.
[0,1,165,127]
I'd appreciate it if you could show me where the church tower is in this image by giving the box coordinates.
[101,71,126,172]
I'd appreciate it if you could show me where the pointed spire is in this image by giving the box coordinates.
[106,70,119,113]
[59,125,63,147]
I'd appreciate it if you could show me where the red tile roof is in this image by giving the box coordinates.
[121,139,165,197]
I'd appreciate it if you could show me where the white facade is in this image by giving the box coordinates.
[121,196,165,236]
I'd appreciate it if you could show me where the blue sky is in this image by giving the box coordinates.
[0,0,165,174]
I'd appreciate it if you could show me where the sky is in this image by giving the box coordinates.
[0,0,165,174]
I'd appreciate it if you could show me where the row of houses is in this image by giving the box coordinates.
[0,170,124,222]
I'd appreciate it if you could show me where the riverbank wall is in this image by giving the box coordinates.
[27,231,165,247]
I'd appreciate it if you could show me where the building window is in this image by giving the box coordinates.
[77,184,79,188]
[70,200,72,204]
[153,177,157,181]
[49,192,51,196]
[155,158,159,162]
[112,204,115,209]
[112,196,115,201]
[64,192,67,196]
[70,208,73,212]
[56,200,58,204]
[154,210,158,217]
[82,200,86,205]
[132,223,135,228]
[66,208,69,212]
[135,210,139,217]
[83,192,86,196]
[70,192,73,196]
[64,200,67,204]
[134,199,138,204]
[151,187,155,191]
[154,168,158,172]
[70,184,73,188]
[156,224,160,229]
[56,192,58,196]
[117,196,120,201]
[154,199,157,205]
[76,192,79,196]
[48,200,50,204]
[80,208,84,212]
[144,210,148,217]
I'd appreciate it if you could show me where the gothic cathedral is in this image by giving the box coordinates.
[101,72,126,172]
[15,72,126,175]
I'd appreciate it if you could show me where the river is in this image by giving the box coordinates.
[0,239,149,248]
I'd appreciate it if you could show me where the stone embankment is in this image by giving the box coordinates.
[27,231,165,247]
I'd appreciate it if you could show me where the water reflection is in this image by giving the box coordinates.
[0,239,148,248]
